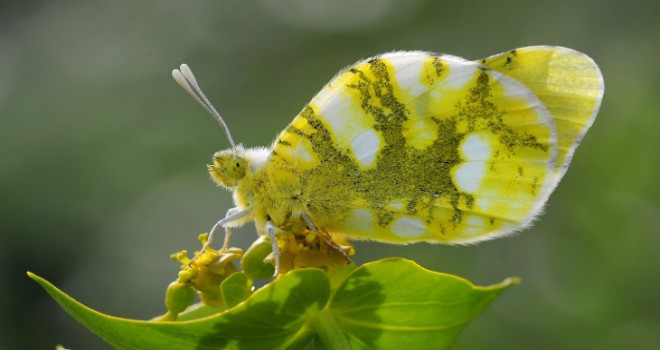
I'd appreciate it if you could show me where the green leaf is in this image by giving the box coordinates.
[28,269,329,349]
[29,258,517,350]
[325,258,519,350]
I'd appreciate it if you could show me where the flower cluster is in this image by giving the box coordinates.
[160,234,243,321]
[160,229,355,320]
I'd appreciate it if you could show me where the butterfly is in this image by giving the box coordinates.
[172,46,604,274]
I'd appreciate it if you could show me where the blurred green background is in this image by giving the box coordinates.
[1,0,659,348]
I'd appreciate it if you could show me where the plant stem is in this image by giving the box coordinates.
[311,310,351,350]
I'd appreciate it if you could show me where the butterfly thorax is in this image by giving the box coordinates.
[208,145,309,234]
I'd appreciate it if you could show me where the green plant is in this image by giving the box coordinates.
[29,234,517,349]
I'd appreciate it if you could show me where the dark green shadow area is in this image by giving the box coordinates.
[193,268,328,349]
[326,263,384,349]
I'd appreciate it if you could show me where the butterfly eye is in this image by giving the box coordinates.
[226,157,247,180]
[208,151,246,188]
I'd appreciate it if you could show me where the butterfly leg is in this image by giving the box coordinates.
[301,212,318,231]
[190,207,249,263]
[301,213,351,262]
[265,220,281,276]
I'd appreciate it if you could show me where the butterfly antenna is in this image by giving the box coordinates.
[172,64,237,150]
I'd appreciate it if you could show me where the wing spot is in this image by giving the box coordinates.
[386,54,427,97]
[443,59,477,89]
[350,129,381,168]
[463,215,486,237]
[453,161,486,193]
[460,133,493,161]
[391,216,426,238]
[452,133,493,193]
[345,209,376,234]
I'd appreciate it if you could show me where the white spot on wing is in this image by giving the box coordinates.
[385,201,404,211]
[463,215,486,237]
[454,161,486,193]
[453,133,492,193]
[443,58,477,89]
[316,92,356,147]
[311,85,381,162]
[350,129,380,168]
[345,209,375,233]
[477,197,491,209]
[295,144,314,162]
[467,215,485,227]
[442,54,468,62]
[461,133,493,160]
[391,216,426,238]
[386,54,426,97]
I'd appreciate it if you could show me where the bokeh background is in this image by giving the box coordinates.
[2,0,659,348]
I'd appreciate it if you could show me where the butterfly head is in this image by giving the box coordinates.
[208,147,248,189]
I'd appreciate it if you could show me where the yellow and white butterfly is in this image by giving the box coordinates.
[173,46,603,273]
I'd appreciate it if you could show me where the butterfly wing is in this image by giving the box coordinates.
[268,47,603,244]
[479,46,604,181]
